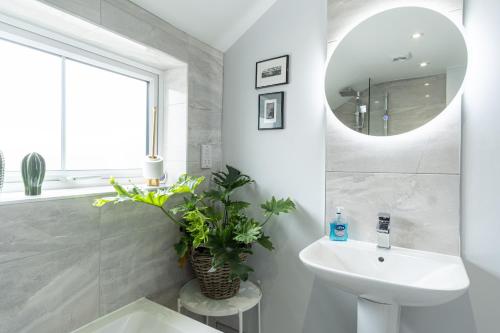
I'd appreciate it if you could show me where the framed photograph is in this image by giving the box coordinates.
[258,92,284,130]
[255,55,289,89]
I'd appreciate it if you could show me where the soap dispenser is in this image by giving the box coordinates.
[330,207,348,241]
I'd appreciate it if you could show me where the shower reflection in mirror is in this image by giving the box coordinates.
[325,7,467,137]
[336,74,447,136]
[338,86,368,133]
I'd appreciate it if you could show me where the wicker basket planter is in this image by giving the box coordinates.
[190,249,248,300]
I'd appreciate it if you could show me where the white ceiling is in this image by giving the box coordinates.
[129,0,277,52]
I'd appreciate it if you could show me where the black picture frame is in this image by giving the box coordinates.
[255,55,289,89]
[258,92,285,130]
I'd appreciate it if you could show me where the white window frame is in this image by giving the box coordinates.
[0,21,165,193]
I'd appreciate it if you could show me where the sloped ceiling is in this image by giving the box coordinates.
[129,0,277,52]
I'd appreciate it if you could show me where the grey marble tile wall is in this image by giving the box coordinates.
[0,198,189,333]
[1,1,221,331]
[326,173,460,255]
[326,0,463,254]
[37,0,224,179]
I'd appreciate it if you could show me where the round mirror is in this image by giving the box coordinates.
[325,7,467,136]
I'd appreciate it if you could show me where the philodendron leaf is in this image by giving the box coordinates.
[109,177,133,197]
[261,197,296,217]
[229,261,254,281]
[93,197,119,207]
[184,209,209,248]
[204,189,225,202]
[170,174,205,194]
[234,220,262,244]
[174,237,191,267]
[93,178,136,207]
[95,176,206,209]
[227,201,251,216]
[212,165,253,193]
[132,191,171,207]
[257,234,274,251]
[170,196,200,216]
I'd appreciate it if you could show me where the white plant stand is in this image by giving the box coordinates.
[178,279,262,333]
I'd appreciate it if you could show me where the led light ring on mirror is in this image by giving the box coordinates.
[324,6,468,138]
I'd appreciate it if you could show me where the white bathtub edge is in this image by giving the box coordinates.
[70,297,222,333]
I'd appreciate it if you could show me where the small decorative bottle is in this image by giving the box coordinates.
[330,207,349,241]
[21,152,46,196]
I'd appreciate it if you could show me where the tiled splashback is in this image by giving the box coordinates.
[326,0,463,255]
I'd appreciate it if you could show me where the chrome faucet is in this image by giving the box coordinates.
[376,213,391,249]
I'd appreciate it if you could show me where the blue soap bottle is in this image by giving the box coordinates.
[330,207,348,241]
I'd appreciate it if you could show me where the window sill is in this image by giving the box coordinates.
[0,186,114,205]
[0,184,168,206]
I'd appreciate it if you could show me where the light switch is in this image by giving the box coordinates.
[201,144,212,169]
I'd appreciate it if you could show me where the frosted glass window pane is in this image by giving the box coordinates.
[65,60,147,170]
[0,39,61,171]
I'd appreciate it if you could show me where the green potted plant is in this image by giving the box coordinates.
[94,166,295,299]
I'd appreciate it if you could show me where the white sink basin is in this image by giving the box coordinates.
[299,237,469,307]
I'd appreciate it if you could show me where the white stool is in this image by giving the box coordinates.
[178,279,262,333]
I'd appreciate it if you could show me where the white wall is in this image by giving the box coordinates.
[462,0,500,332]
[223,0,359,332]
[222,0,495,332]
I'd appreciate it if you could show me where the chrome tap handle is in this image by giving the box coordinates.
[377,213,391,233]
[377,213,391,249]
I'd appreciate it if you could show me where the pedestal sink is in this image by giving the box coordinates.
[299,237,469,333]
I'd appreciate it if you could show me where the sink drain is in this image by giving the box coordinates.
[378,257,385,263]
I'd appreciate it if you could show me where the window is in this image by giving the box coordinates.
[0,32,159,192]
[0,38,61,172]
[65,60,147,170]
